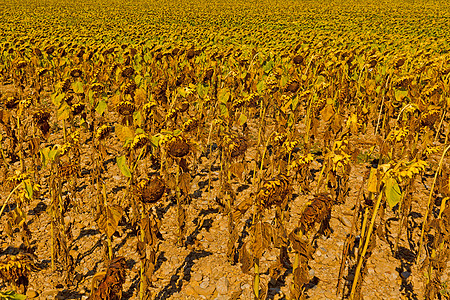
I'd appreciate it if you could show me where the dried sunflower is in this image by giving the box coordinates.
[116,101,135,116]
[300,193,333,233]
[177,101,189,113]
[143,101,157,118]
[121,66,135,78]
[257,174,291,209]
[0,253,39,290]
[62,78,72,93]
[16,60,27,69]
[37,68,49,76]
[131,133,149,150]
[4,96,20,109]
[45,46,55,55]
[167,136,190,158]
[70,68,83,78]
[285,80,300,93]
[71,103,85,116]
[136,175,166,204]
[182,118,198,132]
[123,82,137,95]
[91,83,104,93]
[95,125,111,140]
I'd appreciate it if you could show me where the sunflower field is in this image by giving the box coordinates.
[0,0,450,299]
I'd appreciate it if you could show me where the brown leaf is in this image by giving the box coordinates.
[179,172,191,195]
[321,104,335,122]
[289,229,314,260]
[136,241,146,260]
[230,162,245,181]
[239,241,254,274]
[179,158,189,173]
[96,205,124,238]
[166,173,176,190]
[115,124,133,142]
[230,290,242,300]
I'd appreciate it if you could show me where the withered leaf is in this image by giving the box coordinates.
[321,104,335,122]
[289,229,314,260]
[115,124,133,142]
[179,157,189,173]
[179,172,191,195]
[96,204,124,238]
[239,241,254,274]
[230,290,242,300]
[136,241,146,260]
[230,162,245,181]
[166,173,176,190]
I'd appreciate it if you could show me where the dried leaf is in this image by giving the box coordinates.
[96,205,124,238]
[239,241,254,274]
[179,172,191,195]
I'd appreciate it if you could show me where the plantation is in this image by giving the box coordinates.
[0,0,450,299]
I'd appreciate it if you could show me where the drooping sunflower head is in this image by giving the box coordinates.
[131,133,149,150]
[116,100,135,116]
[70,68,83,78]
[136,175,165,204]
[95,124,111,141]
[167,136,190,158]
[121,66,135,78]
[71,103,85,116]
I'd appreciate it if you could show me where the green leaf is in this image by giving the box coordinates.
[238,113,247,126]
[134,75,143,86]
[394,88,408,102]
[116,155,131,178]
[40,147,50,167]
[24,180,33,200]
[149,134,161,148]
[135,128,145,135]
[48,145,60,161]
[218,88,230,104]
[197,83,209,98]
[52,92,65,106]
[88,90,95,106]
[72,81,84,94]
[219,102,229,118]
[256,80,265,94]
[133,111,143,127]
[292,95,299,111]
[385,176,402,209]
[0,290,27,300]
[263,60,274,73]
[95,100,107,115]
[57,102,71,121]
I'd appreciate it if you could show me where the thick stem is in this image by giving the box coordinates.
[350,192,384,299]
[175,162,183,246]
[102,183,113,260]
[253,258,260,299]
[51,221,55,271]
[139,205,147,300]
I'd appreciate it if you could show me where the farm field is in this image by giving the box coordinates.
[0,0,450,299]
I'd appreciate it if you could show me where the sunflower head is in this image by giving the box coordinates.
[167,136,190,158]
[117,101,135,116]
[121,66,135,78]
[136,175,165,204]
[70,68,83,78]
[95,125,111,141]
[131,133,149,150]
